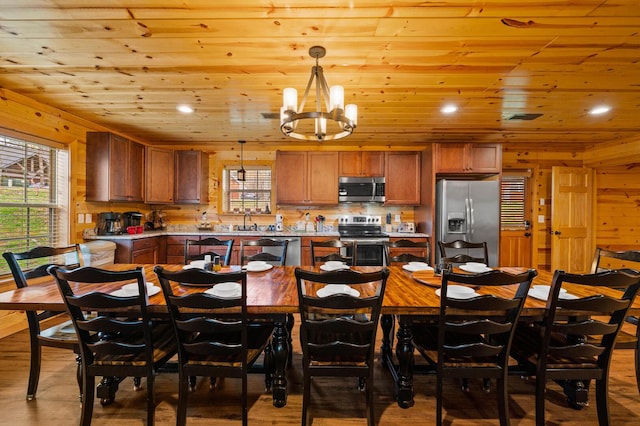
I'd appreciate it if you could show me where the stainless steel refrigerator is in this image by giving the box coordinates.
[435,179,500,266]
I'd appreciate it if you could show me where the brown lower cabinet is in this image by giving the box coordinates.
[107,236,166,264]
[166,235,260,266]
[388,237,431,264]
[301,236,338,266]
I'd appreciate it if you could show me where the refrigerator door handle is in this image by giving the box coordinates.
[465,198,473,239]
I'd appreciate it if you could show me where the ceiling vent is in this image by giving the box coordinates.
[508,113,543,121]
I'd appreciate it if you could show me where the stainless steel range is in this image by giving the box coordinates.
[338,215,389,266]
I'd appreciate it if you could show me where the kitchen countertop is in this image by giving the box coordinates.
[84,229,430,240]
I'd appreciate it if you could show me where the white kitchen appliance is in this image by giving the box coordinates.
[275,214,284,232]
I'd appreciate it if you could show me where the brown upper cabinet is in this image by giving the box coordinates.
[433,143,502,174]
[385,152,421,205]
[86,132,144,202]
[276,151,339,205]
[339,152,385,176]
[145,146,175,204]
[174,150,209,204]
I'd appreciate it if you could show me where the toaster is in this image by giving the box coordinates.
[398,222,415,233]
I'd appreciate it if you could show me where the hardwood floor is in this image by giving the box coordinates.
[1,320,639,425]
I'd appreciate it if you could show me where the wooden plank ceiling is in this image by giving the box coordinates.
[1,1,639,150]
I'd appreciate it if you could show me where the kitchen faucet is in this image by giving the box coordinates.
[243,212,253,231]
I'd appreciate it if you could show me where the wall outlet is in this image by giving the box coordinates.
[85,213,92,223]
[77,213,85,224]
[538,214,545,223]
[539,198,545,206]
[394,214,401,223]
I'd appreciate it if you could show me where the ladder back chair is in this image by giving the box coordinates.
[438,239,489,265]
[240,238,288,266]
[511,269,640,426]
[184,237,233,266]
[154,267,274,426]
[590,247,640,394]
[294,267,390,426]
[3,245,83,400]
[410,268,537,426]
[310,239,357,266]
[383,238,431,266]
[49,266,177,426]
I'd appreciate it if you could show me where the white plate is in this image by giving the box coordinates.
[317,284,360,298]
[320,264,351,271]
[531,285,567,294]
[182,264,200,270]
[459,264,492,273]
[528,288,578,301]
[111,285,161,297]
[324,261,346,268]
[189,260,206,268]
[435,287,480,299]
[247,260,267,267]
[205,284,241,299]
[245,263,273,272]
[122,282,154,293]
[403,263,433,272]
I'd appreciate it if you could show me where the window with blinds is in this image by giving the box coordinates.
[0,134,69,274]
[223,167,272,213]
[500,175,527,230]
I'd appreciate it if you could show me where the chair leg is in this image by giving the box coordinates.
[26,339,41,400]
[80,375,95,426]
[264,342,273,391]
[595,377,611,426]
[367,375,375,426]
[436,373,443,426]
[496,376,510,426]
[75,354,82,400]
[535,379,546,426]
[147,372,155,426]
[635,323,640,394]
[177,371,189,426]
[302,369,311,426]
[242,368,248,426]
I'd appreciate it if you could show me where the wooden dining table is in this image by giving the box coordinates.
[0,264,638,409]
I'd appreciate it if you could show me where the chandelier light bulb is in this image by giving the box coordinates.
[330,85,344,111]
[345,104,358,126]
[283,88,298,112]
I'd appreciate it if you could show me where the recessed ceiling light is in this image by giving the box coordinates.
[441,104,458,114]
[177,104,194,114]
[589,105,611,115]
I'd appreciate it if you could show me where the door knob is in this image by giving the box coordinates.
[554,230,561,235]
[524,232,531,237]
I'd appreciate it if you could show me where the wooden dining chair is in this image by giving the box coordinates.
[240,238,288,266]
[410,268,537,426]
[590,248,640,394]
[294,267,390,426]
[49,265,177,426]
[154,267,274,426]
[438,239,489,265]
[184,237,233,265]
[511,269,640,425]
[2,245,83,400]
[310,239,357,266]
[383,238,431,266]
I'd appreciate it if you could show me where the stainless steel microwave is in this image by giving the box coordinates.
[338,176,385,203]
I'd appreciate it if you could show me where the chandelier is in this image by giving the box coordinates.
[237,140,246,182]
[280,46,357,141]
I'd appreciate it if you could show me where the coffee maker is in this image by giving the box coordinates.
[97,212,122,235]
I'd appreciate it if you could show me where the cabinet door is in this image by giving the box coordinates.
[174,150,209,204]
[308,152,338,204]
[469,144,501,173]
[339,152,384,176]
[109,135,132,201]
[338,152,362,176]
[128,141,145,202]
[145,147,174,203]
[385,152,420,205]
[433,143,467,173]
[276,151,308,204]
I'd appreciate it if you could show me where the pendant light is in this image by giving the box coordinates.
[237,140,246,182]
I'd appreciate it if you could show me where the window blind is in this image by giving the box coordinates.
[500,176,526,230]
[0,135,69,274]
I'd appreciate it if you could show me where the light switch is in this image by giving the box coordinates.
[538,215,545,223]
[77,213,85,224]
[85,213,92,223]
[539,198,545,206]
[394,214,401,222]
